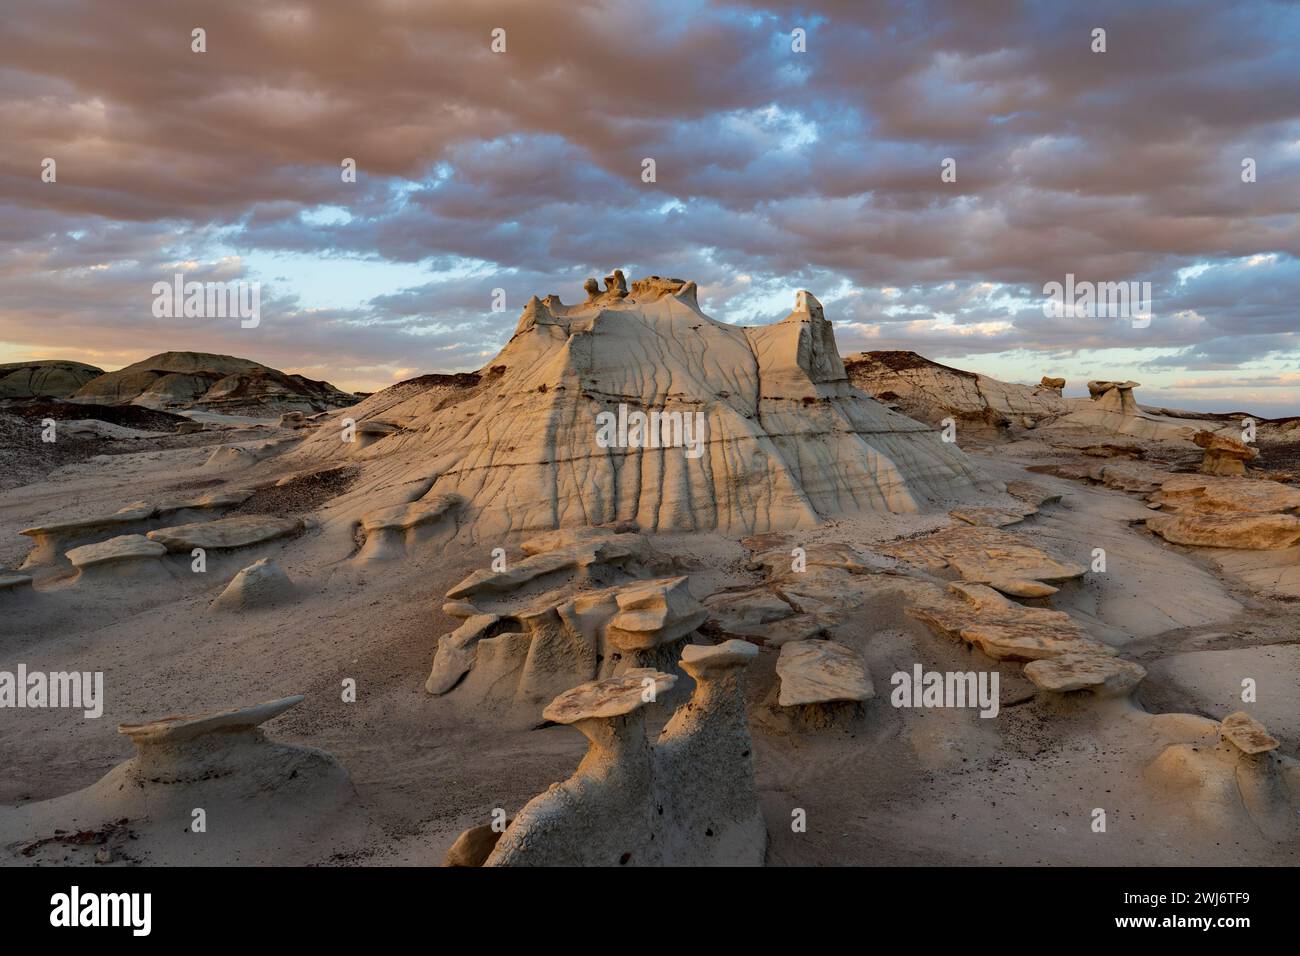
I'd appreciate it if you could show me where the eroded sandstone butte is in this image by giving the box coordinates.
[294,273,993,538]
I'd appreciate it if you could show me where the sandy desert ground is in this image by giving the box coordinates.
[1,276,1297,867]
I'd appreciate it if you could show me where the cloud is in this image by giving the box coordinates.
[0,0,1297,405]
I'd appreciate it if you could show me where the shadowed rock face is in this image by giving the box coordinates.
[292,277,992,538]
[479,640,765,866]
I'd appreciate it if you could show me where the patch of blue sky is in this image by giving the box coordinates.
[299,204,354,227]
[230,250,494,311]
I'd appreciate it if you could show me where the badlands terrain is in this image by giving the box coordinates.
[1,272,1298,866]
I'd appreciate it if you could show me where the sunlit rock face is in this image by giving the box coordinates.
[294,273,992,539]
[843,350,1069,429]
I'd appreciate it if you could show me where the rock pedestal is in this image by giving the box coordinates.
[480,641,766,866]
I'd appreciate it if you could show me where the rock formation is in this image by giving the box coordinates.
[1048,379,1239,444]
[908,582,1144,696]
[1087,380,1142,415]
[0,696,354,865]
[146,514,304,552]
[1146,474,1300,550]
[1193,429,1258,476]
[775,639,874,707]
[18,490,253,569]
[212,558,296,611]
[426,530,707,713]
[1034,376,1066,397]
[65,534,169,584]
[605,576,708,666]
[884,524,1087,598]
[1147,512,1300,550]
[71,351,356,415]
[479,639,765,866]
[357,493,462,562]
[203,437,299,469]
[1145,711,1299,838]
[291,278,991,538]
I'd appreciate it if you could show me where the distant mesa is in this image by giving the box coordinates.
[70,351,357,415]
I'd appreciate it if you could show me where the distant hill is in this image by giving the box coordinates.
[0,360,104,399]
[71,351,358,416]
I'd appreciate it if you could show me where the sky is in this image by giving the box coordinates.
[1,0,1298,413]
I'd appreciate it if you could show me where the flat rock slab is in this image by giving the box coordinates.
[542,669,676,723]
[1219,711,1279,755]
[66,534,167,568]
[724,613,827,646]
[21,505,155,537]
[0,571,34,590]
[908,582,1110,662]
[1023,651,1145,695]
[446,536,645,601]
[606,576,708,650]
[147,515,304,552]
[361,493,462,532]
[1146,512,1300,550]
[681,639,759,669]
[748,540,894,578]
[776,639,874,706]
[119,695,304,745]
[704,587,795,629]
[949,507,1031,528]
[1153,475,1300,515]
[116,489,254,515]
[885,525,1086,596]
[1038,460,1172,494]
[983,576,1059,598]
